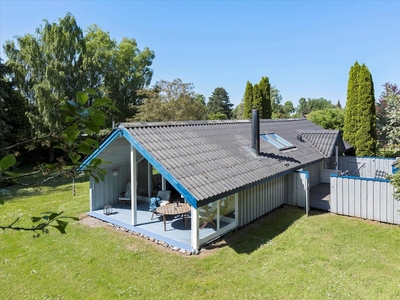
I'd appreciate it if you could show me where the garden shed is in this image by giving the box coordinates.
[80,112,350,251]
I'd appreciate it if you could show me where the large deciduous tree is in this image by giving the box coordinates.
[376,83,400,150]
[135,79,206,122]
[307,108,345,133]
[3,13,155,135]
[207,87,233,119]
[343,62,376,156]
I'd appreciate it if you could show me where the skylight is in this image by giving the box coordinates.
[260,133,296,151]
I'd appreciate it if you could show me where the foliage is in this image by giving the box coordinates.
[3,13,154,134]
[0,88,117,231]
[232,101,244,119]
[354,64,377,156]
[243,77,273,119]
[258,76,272,118]
[2,189,400,299]
[135,79,206,121]
[343,62,361,147]
[208,112,228,120]
[243,81,253,119]
[295,97,336,117]
[376,83,400,149]
[207,87,233,119]
[343,62,377,155]
[307,108,345,133]
[0,59,31,157]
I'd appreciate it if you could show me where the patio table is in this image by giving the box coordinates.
[156,203,191,231]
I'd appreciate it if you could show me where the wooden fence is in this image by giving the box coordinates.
[330,174,400,225]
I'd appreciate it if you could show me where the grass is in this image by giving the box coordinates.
[1,176,400,299]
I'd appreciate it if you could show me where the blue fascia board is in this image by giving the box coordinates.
[121,128,199,209]
[77,128,123,171]
[297,170,309,179]
[331,174,390,183]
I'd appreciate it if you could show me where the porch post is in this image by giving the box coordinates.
[162,177,166,190]
[147,162,152,199]
[89,179,93,212]
[191,207,199,249]
[131,145,137,225]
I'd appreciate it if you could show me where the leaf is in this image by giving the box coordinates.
[83,121,100,133]
[78,144,93,154]
[83,138,99,148]
[64,115,75,123]
[84,87,98,96]
[92,97,112,108]
[76,91,89,106]
[90,114,105,126]
[46,164,56,169]
[3,171,18,177]
[0,154,16,171]
[68,152,81,164]
[78,109,90,118]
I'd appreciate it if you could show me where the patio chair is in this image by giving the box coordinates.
[198,201,218,229]
[119,182,132,207]
[150,190,171,220]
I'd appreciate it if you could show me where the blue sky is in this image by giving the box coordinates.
[1,1,399,108]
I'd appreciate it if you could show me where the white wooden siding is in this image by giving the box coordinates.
[338,157,395,177]
[331,176,400,225]
[302,161,323,187]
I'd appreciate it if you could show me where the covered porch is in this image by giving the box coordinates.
[87,200,235,252]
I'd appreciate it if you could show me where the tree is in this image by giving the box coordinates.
[0,88,118,234]
[295,97,335,117]
[207,87,233,119]
[307,108,345,133]
[231,101,244,119]
[355,64,377,156]
[3,13,155,135]
[135,79,206,121]
[376,83,400,150]
[282,101,295,117]
[343,62,361,147]
[243,81,253,119]
[258,76,272,118]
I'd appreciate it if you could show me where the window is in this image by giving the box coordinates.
[260,133,296,151]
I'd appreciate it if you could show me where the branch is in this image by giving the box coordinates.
[0,118,79,152]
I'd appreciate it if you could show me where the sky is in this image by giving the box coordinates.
[1,1,399,108]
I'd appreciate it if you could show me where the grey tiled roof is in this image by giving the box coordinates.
[121,118,335,202]
[297,130,341,157]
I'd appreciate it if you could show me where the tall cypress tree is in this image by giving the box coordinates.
[243,81,253,119]
[355,64,377,156]
[252,84,262,112]
[259,76,272,118]
[343,62,376,155]
[343,62,361,147]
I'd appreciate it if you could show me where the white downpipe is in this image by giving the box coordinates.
[147,162,152,199]
[131,145,137,225]
[335,146,339,172]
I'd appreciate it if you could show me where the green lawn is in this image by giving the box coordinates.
[1,177,400,299]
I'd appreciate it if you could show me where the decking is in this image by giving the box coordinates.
[87,201,217,252]
[310,183,331,211]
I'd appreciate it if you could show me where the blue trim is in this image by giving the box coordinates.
[121,128,199,209]
[297,170,309,179]
[331,174,390,183]
[77,128,123,171]
[87,211,195,252]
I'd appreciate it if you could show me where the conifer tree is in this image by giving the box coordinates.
[343,62,361,147]
[259,76,272,118]
[243,81,253,119]
[343,62,377,156]
[355,64,377,156]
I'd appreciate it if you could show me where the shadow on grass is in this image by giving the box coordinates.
[208,205,307,254]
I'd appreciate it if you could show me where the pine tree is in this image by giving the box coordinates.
[207,87,233,119]
[355,64,377,156]
[343,62,361,147]
[259,76,272,118]
[243,81,253,119]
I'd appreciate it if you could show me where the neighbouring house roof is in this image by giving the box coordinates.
[110,118,347,204]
